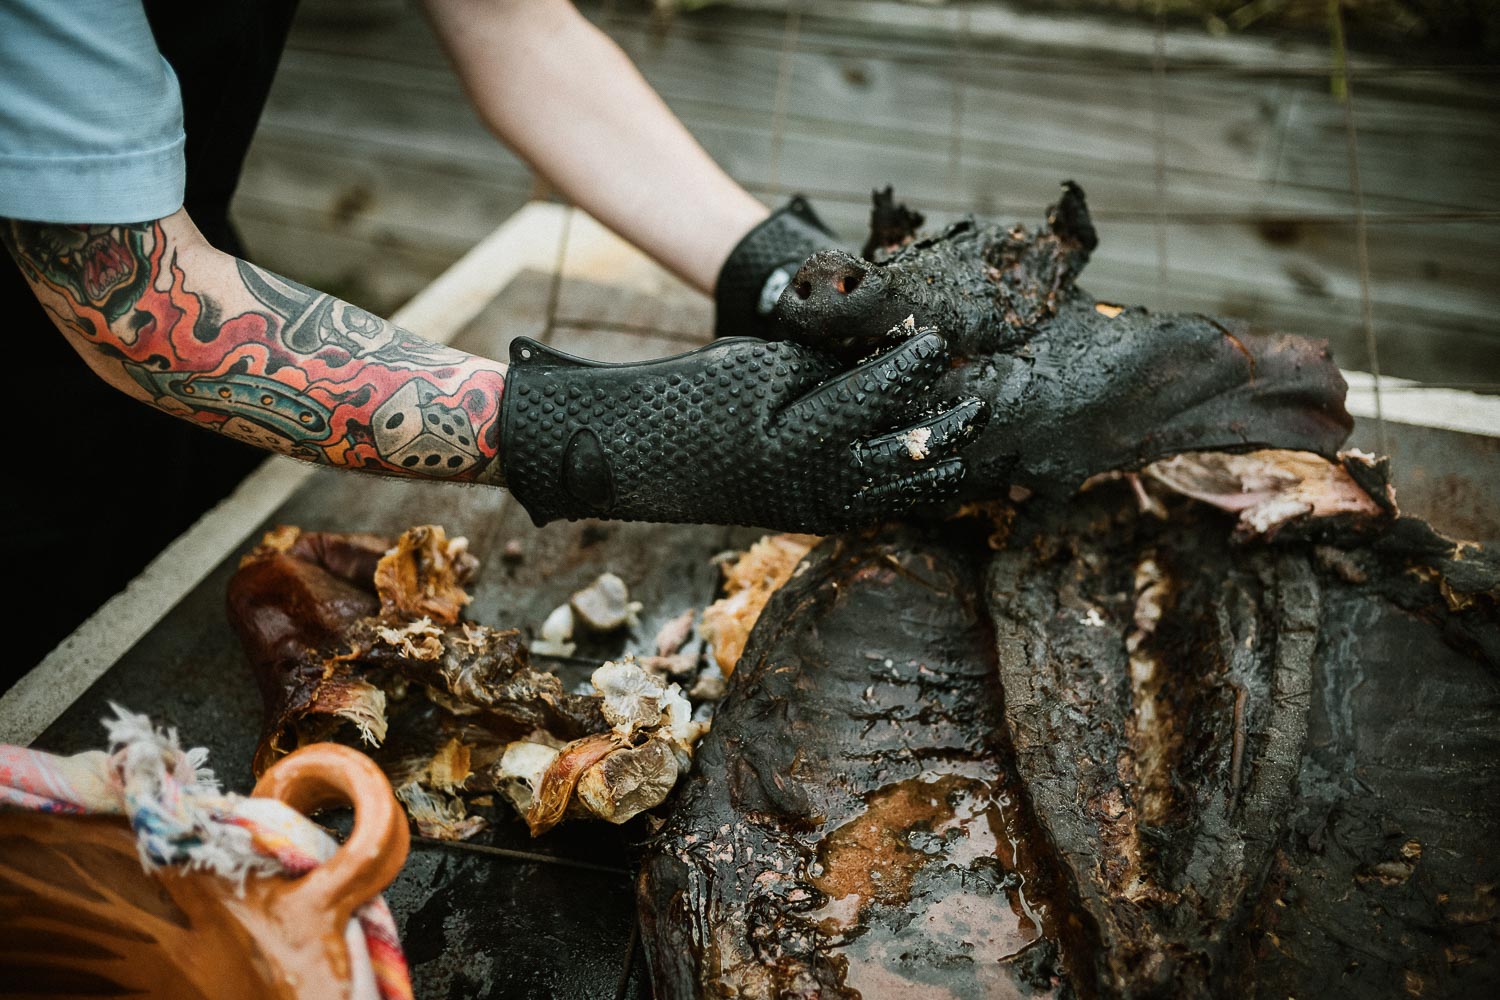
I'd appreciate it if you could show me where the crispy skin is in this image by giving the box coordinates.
[642,474,1499,998]
[228,532,388,773]
[640,525,1070,999]
[988,485,1499,998]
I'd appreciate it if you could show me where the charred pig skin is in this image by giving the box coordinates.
[938,297,1351,501]
[774,185,1352,500]
[985,489,1499,999]
[780,182,1097,361]
[641,495,1499,999]
[985,493,1322,997]
[639,525,1071,999]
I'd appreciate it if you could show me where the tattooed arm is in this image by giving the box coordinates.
[5,209,986,532]
[3,210,509,482]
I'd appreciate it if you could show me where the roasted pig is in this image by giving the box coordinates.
[640,471,1498,998]
[639,188,1498,998]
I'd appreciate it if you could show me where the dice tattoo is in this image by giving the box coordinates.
[372,380,482,476]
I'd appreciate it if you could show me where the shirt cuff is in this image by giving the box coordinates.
[0,134,186,224]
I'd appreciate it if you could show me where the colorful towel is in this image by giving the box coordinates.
[0,704,413,1000]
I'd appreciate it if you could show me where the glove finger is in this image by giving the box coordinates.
[854,457,967,517]
[779,322,910,367]
[783,330,947,433]
[852,397,987,475]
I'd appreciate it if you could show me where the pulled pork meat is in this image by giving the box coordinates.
[699,533,819,675]
[227,524,707,839]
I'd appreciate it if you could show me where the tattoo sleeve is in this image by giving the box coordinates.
[3,216,507,482]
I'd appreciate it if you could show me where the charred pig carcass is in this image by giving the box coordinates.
[638,188,1500,998]
[642,487,1499,999]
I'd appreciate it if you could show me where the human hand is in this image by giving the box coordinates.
[495,331,987,533]
[712,196,839,340]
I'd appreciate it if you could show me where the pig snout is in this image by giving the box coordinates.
[774,250,894,337]
[782,249,877,312]
[787,250,873,304]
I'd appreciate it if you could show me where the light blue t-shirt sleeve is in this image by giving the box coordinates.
[0,0,186,223]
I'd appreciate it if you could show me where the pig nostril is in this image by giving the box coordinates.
[792,279,813,300]
[834,272,863,296]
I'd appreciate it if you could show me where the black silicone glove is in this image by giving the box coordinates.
[713,196,837,340]
[494,331,987,533]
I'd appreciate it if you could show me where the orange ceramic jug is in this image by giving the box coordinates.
[0,743,410,999]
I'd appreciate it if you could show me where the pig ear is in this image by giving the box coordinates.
[863,186,925,261]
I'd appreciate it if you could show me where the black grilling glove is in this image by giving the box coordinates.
[493,331,987,533]
[713,196,837,340]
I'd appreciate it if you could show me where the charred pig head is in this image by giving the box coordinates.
[773,184,1352,502]
[776,181,1097,361]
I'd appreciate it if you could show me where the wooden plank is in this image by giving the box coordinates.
[1268,89,1500,213]
[679,0,1494,92]
[395,204,569,346]
[605,4,1499,219]
[231,208,464,316]
[553,214,714,343]
[236,137,536,253]
[635,39,1483,220]
[257,49,519,170]
[594,46,1439,225]
[1346,420,1500,545]
[288,0,453,68]
[1345,372,1500,439]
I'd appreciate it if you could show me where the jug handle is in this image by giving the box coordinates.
[251,743,410,927]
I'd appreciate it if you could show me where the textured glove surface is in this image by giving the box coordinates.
[714,196,837,340]
[497,332,986,533]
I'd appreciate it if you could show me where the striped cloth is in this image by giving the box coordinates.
[0,704,412,1000]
